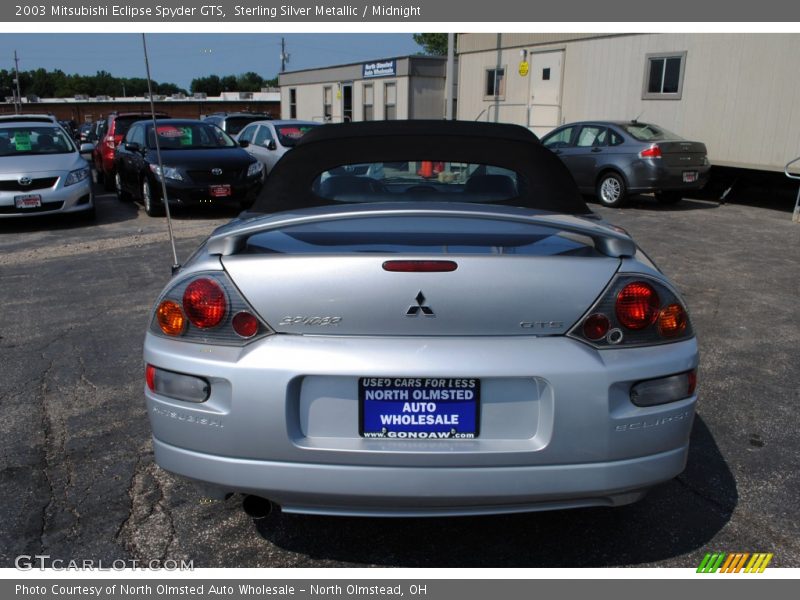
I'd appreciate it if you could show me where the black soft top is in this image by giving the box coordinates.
[248,120,590,215]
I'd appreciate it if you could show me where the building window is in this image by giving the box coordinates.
[485,68,506,98]
[289,88,297,119]
[363,84,374,121]
[642,52,687,100]
[384,82,397,120]
[323,86,333,121]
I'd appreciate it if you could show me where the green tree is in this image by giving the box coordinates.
[412,33,454,56]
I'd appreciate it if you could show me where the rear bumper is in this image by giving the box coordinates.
[626,161,711,193]
[144,333,699,516]
[154,437,687,516]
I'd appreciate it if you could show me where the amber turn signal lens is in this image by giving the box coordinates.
[657,303,688,338]
[157,300,187,336]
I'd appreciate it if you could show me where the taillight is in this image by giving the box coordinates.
[639,144,662,159]
[156,300,186,336]
[149,272,273,345]
[383,260,458,272]
[657,303,688,338]
[570,275,694,347]
[145,364,210,403]
[183,278,227,329]
[616,282,659,330]
[232,311,259,338]
[104,135,116,150]
[582,314,610,340]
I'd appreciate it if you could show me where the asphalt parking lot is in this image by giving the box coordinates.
[0,185,798,568]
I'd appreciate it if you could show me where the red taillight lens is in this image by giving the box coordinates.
[657,303,688,338]
[687,369,697,395]
[183,278,227,329]
[232,311,259,338]
[145,364,155,391]
[382,260,458,272]
[616,282,660,330]
[639,144,662,159]
[582,313,610,340]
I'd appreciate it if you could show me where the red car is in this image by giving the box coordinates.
[94,111,168,189]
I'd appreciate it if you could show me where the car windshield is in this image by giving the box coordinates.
[276,124,318,147]
[313,161,522,203]
[146,123,237,149]
[621,123,683,141]
[0,126,75,156]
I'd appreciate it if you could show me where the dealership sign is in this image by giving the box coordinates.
[362,60,396,78]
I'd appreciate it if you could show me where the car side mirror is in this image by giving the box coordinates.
[124,142,141,153]
[238,140,250,148]
[79,143,95,156]
[265,140,277,151]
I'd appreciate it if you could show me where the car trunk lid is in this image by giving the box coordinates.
[217,211,626,337]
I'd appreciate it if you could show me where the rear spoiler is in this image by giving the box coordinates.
[205,208,637,259]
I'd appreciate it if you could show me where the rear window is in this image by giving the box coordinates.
[312,161,522,204]
[225,117,266,135]
[244,216,600,257]
[114,115,167,137]
[620,123,682,142]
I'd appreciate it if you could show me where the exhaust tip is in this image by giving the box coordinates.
[242,495,273,519]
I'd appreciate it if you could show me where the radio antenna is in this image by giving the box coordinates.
[142,33,180,273]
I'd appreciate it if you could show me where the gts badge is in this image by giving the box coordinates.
[279,315,342,327]
[520,321,563,329]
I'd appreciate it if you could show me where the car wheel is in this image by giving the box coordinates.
[655,191,683,205]
[142,178,164,217]
[114,172,130,202]
[596,172,627,208]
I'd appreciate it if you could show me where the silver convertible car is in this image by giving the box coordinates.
[144,121,699,517]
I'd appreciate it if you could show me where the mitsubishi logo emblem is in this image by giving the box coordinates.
[406,291,434,317]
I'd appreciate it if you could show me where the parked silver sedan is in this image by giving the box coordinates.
[144,121,699,518]
[0,117,94,220]
[541,120,710,207]
[235,120,318,174]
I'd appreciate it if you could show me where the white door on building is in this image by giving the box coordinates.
[528,50,564,137]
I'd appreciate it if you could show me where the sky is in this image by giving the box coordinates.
[0,33,424,90]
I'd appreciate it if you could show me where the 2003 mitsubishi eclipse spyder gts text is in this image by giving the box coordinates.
[143,121,699,517]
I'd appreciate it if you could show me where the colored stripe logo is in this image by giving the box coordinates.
[697,552,773,573]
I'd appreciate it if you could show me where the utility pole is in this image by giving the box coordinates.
[13,50,22,114]
[444,33,455,120]
[280,37,288,73]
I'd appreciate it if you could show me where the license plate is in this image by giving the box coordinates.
[683,171,698,183]
[209,184,231,197]
[359,377,480,439]
[14,194,42,209]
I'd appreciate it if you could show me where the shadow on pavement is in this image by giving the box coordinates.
[254,416,735,567]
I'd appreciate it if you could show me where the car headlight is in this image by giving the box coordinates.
[64,166,90,187]
[247,161,264,178]
[149,164,183,182]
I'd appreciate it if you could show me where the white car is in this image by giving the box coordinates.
[0,118,94,220]
[235,120,319,174]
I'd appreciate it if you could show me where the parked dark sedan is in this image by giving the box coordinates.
[114,119,264,216]
[540,121,710,207]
